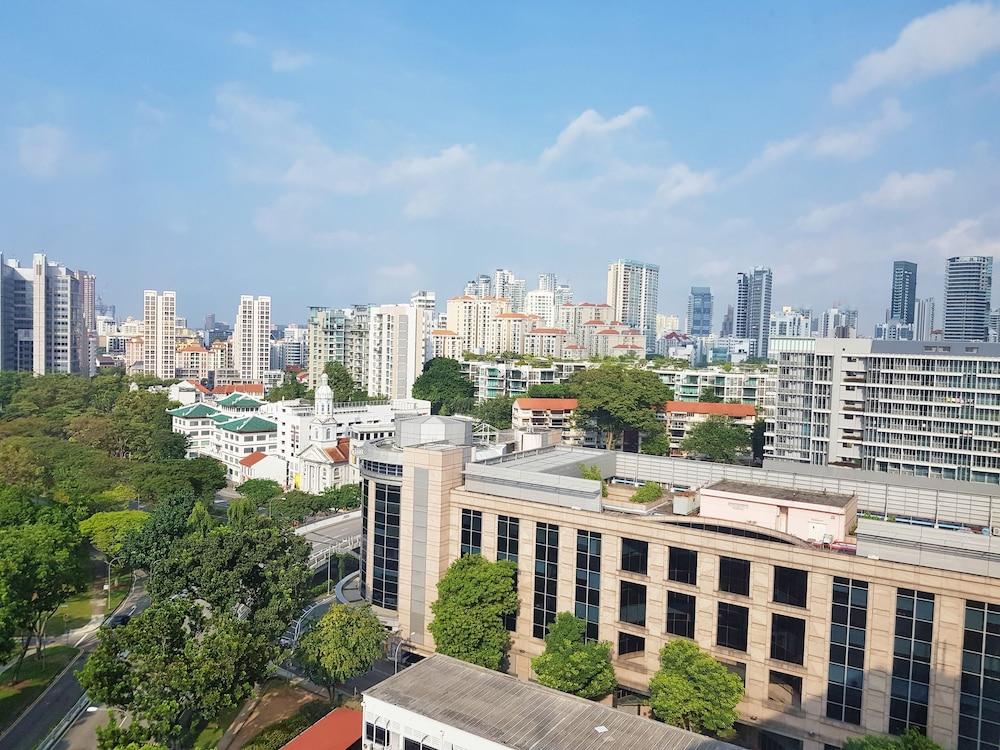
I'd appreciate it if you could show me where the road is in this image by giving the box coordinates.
[0,576,149,750]
[297,515,362,553]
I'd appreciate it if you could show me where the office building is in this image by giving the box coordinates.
[606,259,659,352]
[914,298,936,341]
[686,286,713,337]
[734,267,772,358]
[73,269,97,333]
[943,256,992,341]
[356,426,1000,750]
[720,304,734,337]
[232,295,271,382]
[142,289,177,380]
[889,261,918,325]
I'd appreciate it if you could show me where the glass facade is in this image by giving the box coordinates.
[827,577,869,725]
[720,556,751,596]
[460,508,482,556]
[668,547,698,585]
[959,600,1000,750]
[360,479,368,599]
[890,589,934,735]
[717,602,749,652]
[371,481,401,610]
[621,538,649,575]
[774,566,808,608]
[497,515,520,632]
[533,523,559,639]
[575,530,601,641]
[667,591,696,638]
[619,581,647,626]
[618,631,645,657]
[771,613,806,665]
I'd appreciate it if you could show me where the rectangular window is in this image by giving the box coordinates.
[365,723,387,745]
[959,599,1000,750]
[774,566,808,608]
[666,591,696,638]
[575,530,601,642]
[618,631,645,657]
[719,556,751,596]
[533,523,559,639]
[371,482,400,610]
[826,577,868,725]
[717,602,749,652]
[769,670,803,710]
[668,547,698,585]
[621,538,648,575]
[771,614,806,665]
[497,515,520,632]
[619,581,647,626]
[889,589,934,736]
[460,508,482,556]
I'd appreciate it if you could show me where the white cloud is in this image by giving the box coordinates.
[16,123,104,179]
[377,262,419,279]
[796,202,855,232]
[271,50,313,73]
[656,164,717,205]
[540,106,650,164]
[931,216,1000,256]
[231,30,257,48]
[833,2,1000,103]
[810,98,911,159]
[863,168,954,208]
[136,100,166,124]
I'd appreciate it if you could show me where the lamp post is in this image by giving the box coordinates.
[106,553,123,610]
[391,632,416,674]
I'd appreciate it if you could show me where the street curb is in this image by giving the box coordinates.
[0,647,86,746]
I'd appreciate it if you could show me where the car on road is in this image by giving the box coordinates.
[104,613,131,629]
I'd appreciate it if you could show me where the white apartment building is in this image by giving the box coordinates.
[663,400,757,455]
[606,259,659,352]
[367,303,431,400]
[233,295,271,382]
[430,329,462,359]
[769,337,1000,483]
[523,288,556,326]
[142,290,176,380]
[769,306,812,338]
[558,302,613,340]
[305,306,347,389]
[445,295,511,354]
[459,359,595,402]
[653,363,776,414]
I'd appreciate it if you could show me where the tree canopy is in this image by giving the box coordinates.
[843,730,942,750]
[568,363,671,450]
[294,604,387,703]
[266,372,310,402]
[80,510,150,558]
[472,395,515,429]
[237,479,284,506]
[323,362,368,402]
[680,416,751,463]
[428,555,518,670]
[530,612,616,699]
[411,358,475,415]
[699,386,723,403]
[649,640,743,736]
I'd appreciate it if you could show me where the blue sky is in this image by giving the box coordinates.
[3,2,1000,327]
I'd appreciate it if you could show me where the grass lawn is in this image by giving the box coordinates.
[47,578,131,637]
[0,645,79,733]
[194,704,240,749]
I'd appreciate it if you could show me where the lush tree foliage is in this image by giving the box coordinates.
[843,730,942,750]
[411,358,475,415]
[525,383,576,399]
[680,416,751,463]
[121,493,198,570]
[699,386,723,403]
[428,555,518,670]
[237,479,284,506]
[568,363,671,450]
[226,497,256,528]
[323,362,368,402]
[266,372,310,402]
[631,481,664,503]
[80,510,150,558]
[639,428,670,456]
[751,418,766,463]
[531,613,616,699]
[649,640,743,736]
[471,396,515,428]
[80,598,271,750]
[578,464,608,498]
[294,604,387,702]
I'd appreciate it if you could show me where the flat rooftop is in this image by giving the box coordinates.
[707,480,855,508]
[364,654,739,750]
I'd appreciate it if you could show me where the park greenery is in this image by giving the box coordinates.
[578,464,608,497]
[631,481,664,504]
[294,604,387,703]
[680,416,751,463]
[530,612,616,699]
[649,640,744,736]
[411,357,475,415]
[428,554,518,670]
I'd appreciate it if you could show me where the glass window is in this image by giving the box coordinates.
[533,523,559,639]
[826,577,868,725]
[769,670,803,710]
[774,566,808,608]
[717,602,749,652]
[719,556,750,596]
[460,508,482,556]
[371,482,400,610]
[666,591,696,639]
[771,614,806,665]
[959,599,1000,750]
[668,547,698,585]
[618,631,645,657]
[889,589,934,736]
[575,530,601,642]
[621,538,648,575]
[497,515,520,632]
[619,581,647,626]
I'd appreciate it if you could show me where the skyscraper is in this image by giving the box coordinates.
[410,290,437,313]
[606,259,659,352]
[734,266,773,358]
[233,295,272,382]
[915,297,936,340]
[492,269,526,312]
[367,303,431,400]
[720,305,734,337]
[943,256,993,341]
[889,261,917,325]
[685,287,713,337]
[143,290,177,379]
[73,269,97,333]
[305,306,348,390]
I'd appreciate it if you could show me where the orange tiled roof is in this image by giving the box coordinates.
[665,401,756,417]
[514,398,579,410]
[213,383,265,396]
[280,707,362,750]
[239,451,268,467]
[323,437,351,463]
[528,327,567,334]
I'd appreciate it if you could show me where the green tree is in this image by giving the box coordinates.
[843,730,942,750]
[569,363,671,450]
[751,418,766,463]
[0,371,30,413]
[0,440,45,495]
[631,481,663,503]
[680,416,751,463]
[639,427,670,456]
[294,604,387,703]
[699,386,722,403]
[238,479,284,508]
[121,492,197,570]
[412,358,475,415]
[323,362,366,402]
[266,372,310,402]
[530,612,616,699]
[79,598,271,750]
[429,555,518,670]
[186,502,213,538]
[472,396,515,428]
[226,497,256,528]
[579,464,608,498]
[525,383,576,399]
[80,510,150,558]
[319,484,361,511]
[649,640,743,736]
[270,490,324,522]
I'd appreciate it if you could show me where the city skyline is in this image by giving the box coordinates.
[3,3,1000,323]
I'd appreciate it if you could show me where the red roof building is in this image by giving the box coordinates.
[280,707,362,750]
[239,451,268,468]
[665,401,757,418]
[213,383,265,396]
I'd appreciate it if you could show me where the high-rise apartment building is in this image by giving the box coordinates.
[769,306,812,338]
[818,307,859,338]
[463,274,492,298]
[685,286,713,336]
[914,297,936,340]
[345,304,371,391]
[524,289,556,326]
[720,304,734,337]
[889,261,918,325]
[445,295,511,354]
[367,303,430,400]
[306,307,348,390]
[232,295,272,382]
[73,269,97,333]
[410,290,436,314]
[492,269,526,312]
[537,273,557,293]
[734,266,772,358]
[142,290,177,380]
[606,259,659,352]
[943,256,992,341]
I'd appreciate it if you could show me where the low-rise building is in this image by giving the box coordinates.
[238,451,286,484]
[511,397,582,444]
[662,400,757,455]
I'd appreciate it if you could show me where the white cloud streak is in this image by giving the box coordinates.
[540,106,650,164]
[16,123,105,179]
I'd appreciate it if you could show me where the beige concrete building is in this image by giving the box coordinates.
[356,424,1000,750]
[142,289,176,379]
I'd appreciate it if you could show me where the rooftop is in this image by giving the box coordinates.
[239,451,268,468]
[666,401,756,417]
[364,654,739,750]
[513,398,578,411]
[706,480,855,509]
[220,415,277,433]
[280,707,361,750]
